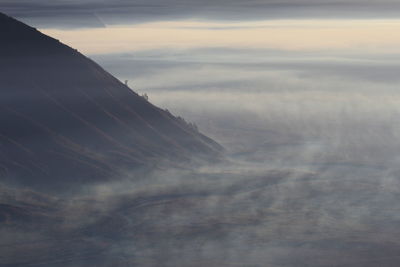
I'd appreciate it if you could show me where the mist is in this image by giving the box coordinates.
[3,160,400,266]
[94,48,400,167]
[3,45,400,266]
[89,47,400,265]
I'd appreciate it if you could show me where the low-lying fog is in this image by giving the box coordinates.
[96,48,400,266]
[2,48,400,266]
[95,48,400,168]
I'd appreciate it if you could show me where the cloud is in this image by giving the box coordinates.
[3,0,400,28]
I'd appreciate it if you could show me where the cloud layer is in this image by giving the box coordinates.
[3,0,400,28]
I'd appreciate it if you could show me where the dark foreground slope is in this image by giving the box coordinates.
[0,12,222,190]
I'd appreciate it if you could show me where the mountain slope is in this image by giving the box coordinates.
[0,12,222,190]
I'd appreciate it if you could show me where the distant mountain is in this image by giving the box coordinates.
[0,12,223,191]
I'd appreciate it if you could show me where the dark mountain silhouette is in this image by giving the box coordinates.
[0,12,222,190]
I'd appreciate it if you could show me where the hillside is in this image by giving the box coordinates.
[0,12,222,190]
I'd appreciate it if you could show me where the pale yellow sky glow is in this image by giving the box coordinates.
[42,20,400,54]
